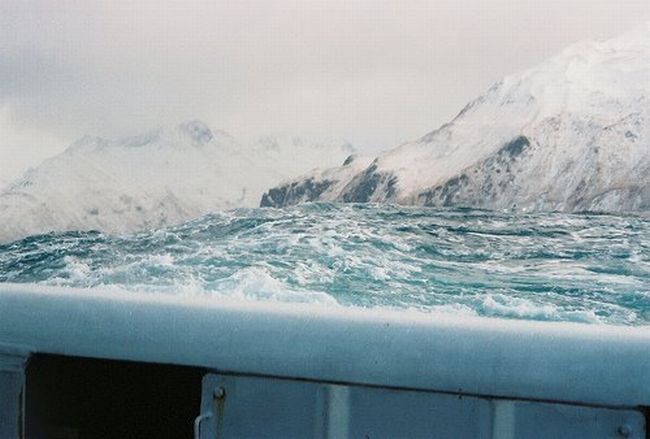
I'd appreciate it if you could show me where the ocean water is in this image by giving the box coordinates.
[1,204,649,325]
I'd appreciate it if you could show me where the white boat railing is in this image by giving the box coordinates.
[0,283,648,438]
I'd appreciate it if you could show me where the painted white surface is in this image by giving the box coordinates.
[0,283,649,407]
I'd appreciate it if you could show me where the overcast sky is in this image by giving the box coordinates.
[1,0,648,183]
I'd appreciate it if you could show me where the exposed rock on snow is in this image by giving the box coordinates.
[263,24,650,213]
[260,154,373,207]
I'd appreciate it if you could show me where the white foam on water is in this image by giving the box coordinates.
[1,204,648,326]
[214,266,339,306]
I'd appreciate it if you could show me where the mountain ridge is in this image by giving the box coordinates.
[0,121,355,243]
[262,24,650,212]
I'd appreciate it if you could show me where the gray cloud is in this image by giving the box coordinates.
[1,0,648,182]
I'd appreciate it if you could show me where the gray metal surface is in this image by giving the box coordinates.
[0,344,30,439]
[197,373,645,439]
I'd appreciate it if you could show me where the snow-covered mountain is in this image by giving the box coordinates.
[262,24,650,212]
[261,154,373,207]
[0,121,354,243]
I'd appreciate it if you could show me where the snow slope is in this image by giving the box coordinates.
[0,121,354,242]
[263,24,650,212]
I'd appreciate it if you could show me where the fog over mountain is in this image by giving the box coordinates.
[2,1,648,184]
[0,121,354,243]
[262,24,650,213]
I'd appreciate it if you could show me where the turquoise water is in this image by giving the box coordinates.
[1,204,649,325]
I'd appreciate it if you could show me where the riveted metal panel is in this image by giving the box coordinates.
[497,400,645,439]
[197,373,646,439]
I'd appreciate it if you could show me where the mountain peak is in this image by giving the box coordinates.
[177,120,214,145]
[262,25,649,213]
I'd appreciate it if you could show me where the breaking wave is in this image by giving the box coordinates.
[1,204,648,325]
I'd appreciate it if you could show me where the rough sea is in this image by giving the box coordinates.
[1,204,648,325]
